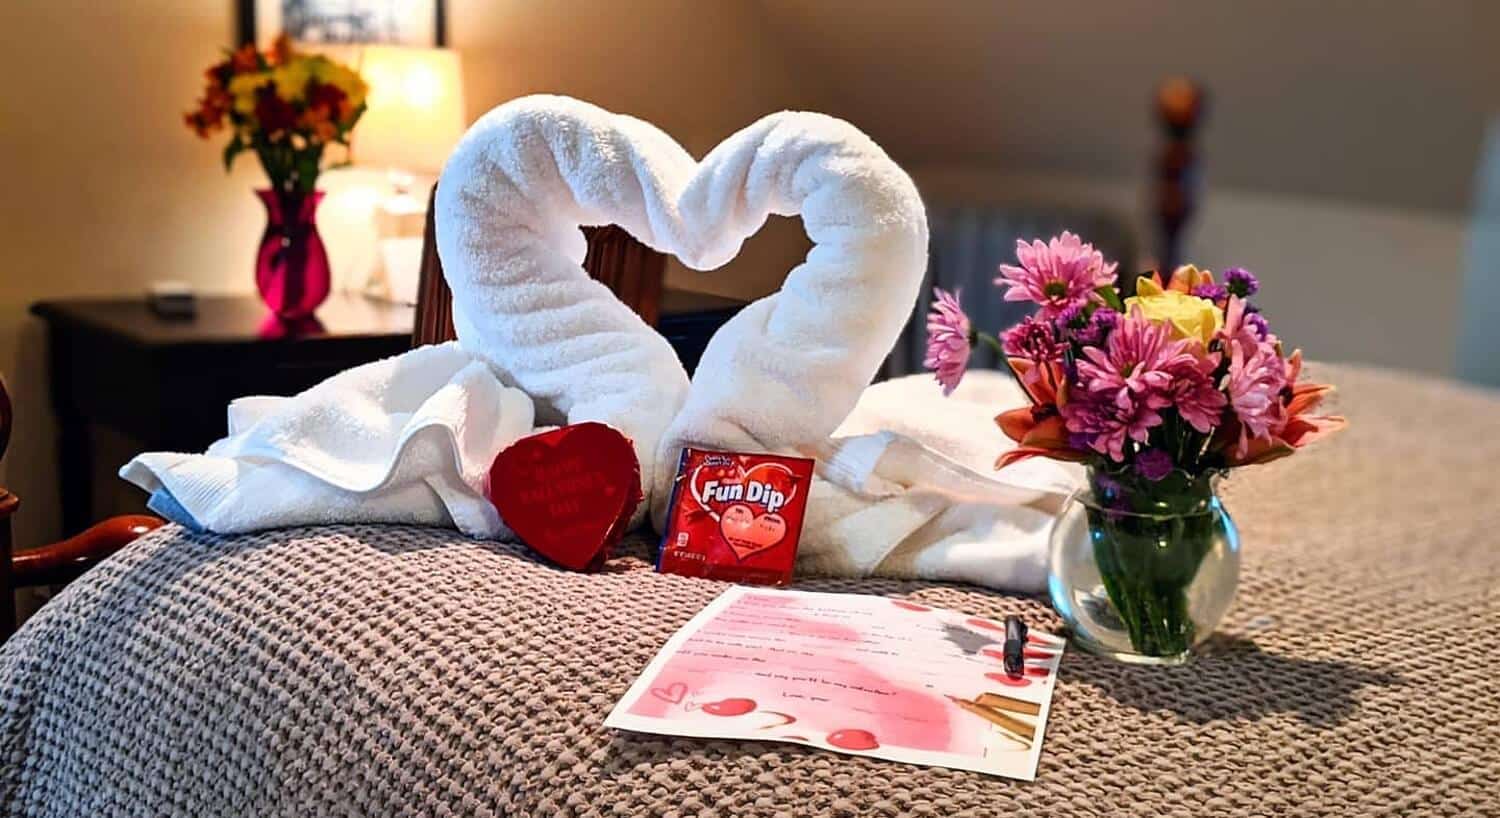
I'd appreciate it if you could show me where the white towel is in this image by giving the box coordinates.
[804,371,1082,591]
[120,342,533,536]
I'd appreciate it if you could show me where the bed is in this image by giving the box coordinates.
[2,361,1496,816]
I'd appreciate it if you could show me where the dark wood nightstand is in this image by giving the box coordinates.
[32,289,744,535]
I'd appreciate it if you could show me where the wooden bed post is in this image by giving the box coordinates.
[1153,76,1207,276]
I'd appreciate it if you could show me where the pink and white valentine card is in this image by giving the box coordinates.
[604,587,1066,780]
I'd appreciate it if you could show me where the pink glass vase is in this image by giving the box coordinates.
[254,188,331,319]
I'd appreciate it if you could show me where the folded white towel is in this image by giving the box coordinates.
[120,342,533,536]
[803,371,1082,591]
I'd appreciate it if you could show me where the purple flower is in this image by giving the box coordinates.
[1192,283,1229,302]
[1002,316,1063,363]
[924,287,972,396]
[1073,308,1195,405]
[1074,308,1118,346]
[1223,267,1260,298]
[1245,311,1270,341]
[1135,448,1175,481]
[1053,304,1088,333]
[996,231,1119,319]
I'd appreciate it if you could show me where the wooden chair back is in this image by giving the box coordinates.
[0,377,16,635]
[413,185,667,347]
[1,373,163,641]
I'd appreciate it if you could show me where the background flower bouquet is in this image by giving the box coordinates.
[184,36,368,318]
[185,36,367,193]
[927,233,1346,661]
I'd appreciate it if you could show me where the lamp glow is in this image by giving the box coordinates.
[351,45,465,175]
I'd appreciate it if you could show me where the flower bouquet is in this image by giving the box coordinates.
[926,233,1346,661]
[184,36,368,318]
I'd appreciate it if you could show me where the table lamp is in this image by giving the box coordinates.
[350,45,465,303]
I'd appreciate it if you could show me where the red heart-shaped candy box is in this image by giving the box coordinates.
[487,422,642,572]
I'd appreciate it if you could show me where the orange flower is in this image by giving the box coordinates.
[299,107,338,144]
[230,43,260,74]
[183,86,231,138]
[994,358,1090,469]
[1219,350,1347,466]
[270,33,295,66]
[1144,264,1215,294]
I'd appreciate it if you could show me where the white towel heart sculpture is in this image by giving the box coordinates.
[121,95,1078,592]
[439,95,1076,588]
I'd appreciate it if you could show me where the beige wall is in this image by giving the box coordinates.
[754,0,1491,377]
[759,0,1497,214]
[914,167,1467,377]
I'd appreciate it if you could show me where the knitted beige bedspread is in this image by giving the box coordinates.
[2,364,1497,816]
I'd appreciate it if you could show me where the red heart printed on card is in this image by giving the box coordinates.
[487,422,642,572]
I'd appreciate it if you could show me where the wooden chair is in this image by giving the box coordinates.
[0,376,163,640]
[412,185,667,347]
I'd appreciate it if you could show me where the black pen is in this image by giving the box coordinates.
[1003,616,1028,679]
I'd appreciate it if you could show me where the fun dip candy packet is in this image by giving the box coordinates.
[657,448,816,585]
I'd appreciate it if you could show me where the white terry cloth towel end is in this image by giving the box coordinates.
[802,371,1083,593]
[120,342,535,537]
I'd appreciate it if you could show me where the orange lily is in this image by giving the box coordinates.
[1143,264,1215,294]
[1221,350,1347,466]
[994,357,1090,469]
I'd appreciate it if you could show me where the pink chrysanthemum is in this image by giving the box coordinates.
[1063,308,1226,460]
[924,287,972,396]
[1063,309,1187,460]
[1168,352,1228,434]
[996,231,1119,318]
[1002,315,1062,361]
[1061,388,1164,462]
[1001,316,1063,390]
[1074,308,1194,406]
[1220,296,1271,351]
[1226,339,1288,452]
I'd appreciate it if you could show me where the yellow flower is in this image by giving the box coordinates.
[309,57,368,108]
[1124,276,1223,345]
[227,71,270,115]
[271,60,313,103]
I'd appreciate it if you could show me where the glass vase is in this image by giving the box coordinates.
[255,188,330,319]
[1047,468,1240,664]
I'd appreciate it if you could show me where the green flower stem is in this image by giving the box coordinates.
[1086,468,1218,657]
[975,331,1006,358]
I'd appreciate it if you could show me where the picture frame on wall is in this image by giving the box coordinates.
[238,0,447,47]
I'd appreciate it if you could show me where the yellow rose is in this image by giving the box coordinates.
[271,60,313,102]
[309,58,368,108]
[227,71,270,115]
[1124,276,1223,345]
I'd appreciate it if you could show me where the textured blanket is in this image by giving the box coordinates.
[2,364,1497,816]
